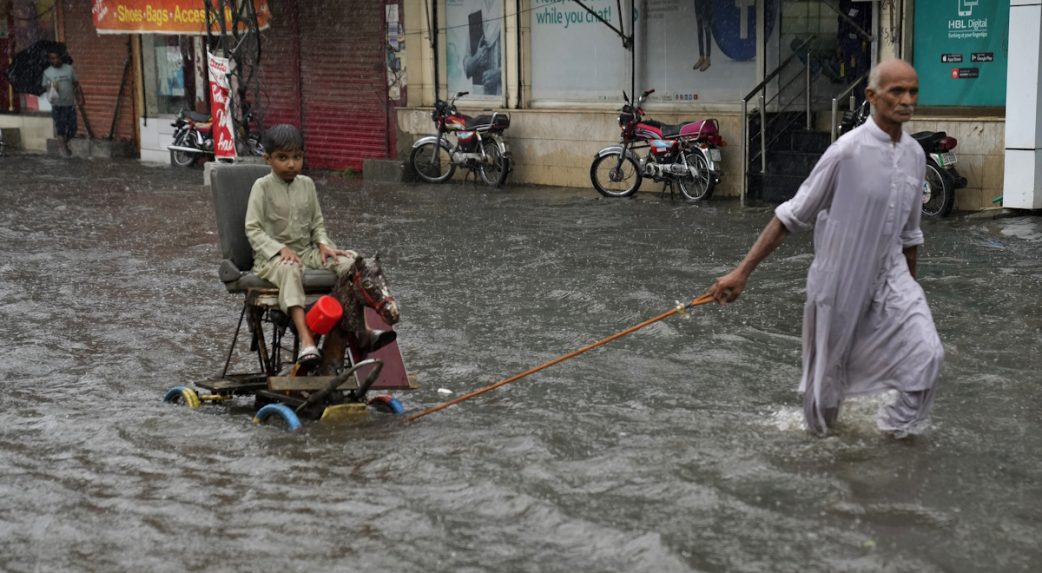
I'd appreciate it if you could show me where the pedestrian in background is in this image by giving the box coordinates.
[707,59,944,437]
[42,48,84,156]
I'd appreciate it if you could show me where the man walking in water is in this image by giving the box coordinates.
[707,59,943,436]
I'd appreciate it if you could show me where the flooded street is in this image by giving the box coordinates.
[1,155,1040,572]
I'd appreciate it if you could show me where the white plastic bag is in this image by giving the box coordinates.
[46,82,59,104]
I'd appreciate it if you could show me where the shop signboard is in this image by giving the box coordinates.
[207,51,235,160]
[914,0,1008,106]
[92,0,271,35]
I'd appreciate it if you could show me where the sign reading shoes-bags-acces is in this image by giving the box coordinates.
[914,0,1009,106]
[92,0,271,35]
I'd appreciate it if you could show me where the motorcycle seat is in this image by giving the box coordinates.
[912,131,946,147]
[642,119,682,138]
[466,113,510,131]
[187,111,212,123]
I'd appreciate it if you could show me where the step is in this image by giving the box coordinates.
[765,150,821,177]
[746,172,804,203]
[788,129,832,153]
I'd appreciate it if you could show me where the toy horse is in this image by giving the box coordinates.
[318,253,399,375]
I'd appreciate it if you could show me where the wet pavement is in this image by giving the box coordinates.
[1,154,1040,572]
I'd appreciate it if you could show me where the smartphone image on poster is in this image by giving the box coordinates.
[958,0,977,17]
[468,10,484,86]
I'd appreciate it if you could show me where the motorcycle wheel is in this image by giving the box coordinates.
[410,141,456,183]
[590,151,642,197]
[922,160,954,218]
[677,151,715,201]
[170,133,196,168]
[478,136,509,188]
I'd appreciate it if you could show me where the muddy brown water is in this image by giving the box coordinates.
[1,155,1040,572]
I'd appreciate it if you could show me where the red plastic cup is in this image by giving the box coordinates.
[306,295,343,335]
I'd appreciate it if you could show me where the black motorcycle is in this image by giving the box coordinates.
[167,109,264,167]
[167,110,214,167]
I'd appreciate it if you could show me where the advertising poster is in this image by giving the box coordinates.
[642,0,778,103]
[530,0,779,103]
[914,0,1009,106]
[445,0,503,97]
[207,51,235,160]
[530,0,631,101]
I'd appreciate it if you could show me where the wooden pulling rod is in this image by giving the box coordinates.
[406,293,716,422]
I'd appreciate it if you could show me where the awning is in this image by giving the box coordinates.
[92,0,271,35]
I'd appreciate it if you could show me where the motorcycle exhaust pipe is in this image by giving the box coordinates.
[167,145,212,154]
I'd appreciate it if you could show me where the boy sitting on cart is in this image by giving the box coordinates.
[244,124,366,365]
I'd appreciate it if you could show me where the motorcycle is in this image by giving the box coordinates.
[168,109,264,167]
[840,100,967,218]
[591,89,724,201]
[168,109,214,167]
[410,91,512,187]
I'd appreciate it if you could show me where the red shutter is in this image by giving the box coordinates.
[295,0,392,171]
[60,1,136,141]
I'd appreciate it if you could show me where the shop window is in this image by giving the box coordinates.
[445,0,504,98]
[142,34,199,116]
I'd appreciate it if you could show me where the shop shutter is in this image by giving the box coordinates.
[61,1,136,141]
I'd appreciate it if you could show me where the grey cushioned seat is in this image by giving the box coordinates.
[211,163,336,294]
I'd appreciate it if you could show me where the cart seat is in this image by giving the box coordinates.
[210,163,336,294]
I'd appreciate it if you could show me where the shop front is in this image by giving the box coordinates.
[397,1,1010,212]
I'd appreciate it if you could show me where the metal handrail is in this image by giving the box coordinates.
[742,36,815,104]
[740,36,815,205]
[830,72,869,141]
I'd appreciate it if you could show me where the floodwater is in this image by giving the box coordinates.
[1,155,1040,572]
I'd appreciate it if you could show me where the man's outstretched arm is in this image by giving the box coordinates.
[707,216,790,304]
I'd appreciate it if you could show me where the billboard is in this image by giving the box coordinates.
[914,0,1009,106]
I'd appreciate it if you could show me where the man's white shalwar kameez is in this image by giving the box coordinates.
[774,116,944,434]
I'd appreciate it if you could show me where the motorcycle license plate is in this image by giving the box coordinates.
[708,149,722,162]
[938,152,957,166]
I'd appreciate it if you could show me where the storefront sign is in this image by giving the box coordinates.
[207,51,235,160]
[914,0,1008,106]
[92,0,270,35]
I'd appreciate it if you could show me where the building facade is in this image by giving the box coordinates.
[396,0,1010,212]
[0,0,404,171]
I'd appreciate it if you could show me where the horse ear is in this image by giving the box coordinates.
[352,253,364,268]
[374,252,381,263]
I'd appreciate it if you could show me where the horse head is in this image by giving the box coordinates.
[350,253,400,325]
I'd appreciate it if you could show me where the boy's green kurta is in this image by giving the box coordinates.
[244,172,334,269]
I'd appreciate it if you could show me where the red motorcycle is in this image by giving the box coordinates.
[410,91,511,187]
[591,89,724,201]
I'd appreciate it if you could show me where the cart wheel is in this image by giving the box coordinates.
[163,386,201,409]
[253,404,302,432]
[368,395,405,415]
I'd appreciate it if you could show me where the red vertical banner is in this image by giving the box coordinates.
[207,51,235,160]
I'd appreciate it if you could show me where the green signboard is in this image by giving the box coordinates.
[914,0,1009,106]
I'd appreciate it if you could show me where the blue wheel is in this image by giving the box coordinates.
[163,386,201,408]
[369,395,405,415]
[253,404,303,431]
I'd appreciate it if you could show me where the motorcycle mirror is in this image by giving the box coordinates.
[623,91,630,103]
[457,91,469,98]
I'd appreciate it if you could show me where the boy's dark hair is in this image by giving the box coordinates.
[262,124,304,154]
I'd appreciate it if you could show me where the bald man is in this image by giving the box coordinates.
[708,59,943,436]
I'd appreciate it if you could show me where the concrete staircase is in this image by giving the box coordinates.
[746,112,832,203]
